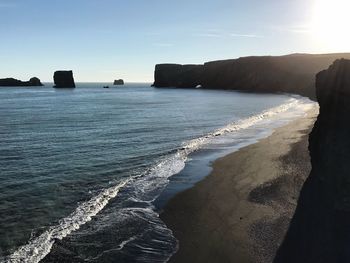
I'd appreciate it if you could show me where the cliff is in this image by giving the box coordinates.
[53,71,76,88]
[153,53,350,99]
[274,59,350,262]
[153,64,203,88]
[113,79,124,85]
[0,77,43,86]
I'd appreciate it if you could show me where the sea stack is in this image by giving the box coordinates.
[0,77,43,86]
[53,70,76,88]
[274,59,350,263]
[113,79,124,85]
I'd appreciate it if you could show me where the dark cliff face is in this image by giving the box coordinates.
[274,59,350,263]
[153,53,350,100]
[201,55,316,97]
[53,71,76,88]
[153,64,203,88]
[0,77,43,86]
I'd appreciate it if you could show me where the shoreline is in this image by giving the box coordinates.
[160,107,318,263]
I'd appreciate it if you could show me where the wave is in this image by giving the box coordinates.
[181,97,313,154]
[4,96,315,263]
[4,180,130,263]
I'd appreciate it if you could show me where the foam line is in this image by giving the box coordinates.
[5,179,130,263]
[181,97,314,154]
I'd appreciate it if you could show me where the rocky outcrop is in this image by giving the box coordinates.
[113,79,124,85]
[153,53,350,100]
[153,64,203,88]
[274,59,350,263]
[53,71,75,88]
[0,77,43,86]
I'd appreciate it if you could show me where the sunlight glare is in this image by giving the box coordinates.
[312,0,350,52]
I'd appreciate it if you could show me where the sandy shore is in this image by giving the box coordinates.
[160,107,318,263]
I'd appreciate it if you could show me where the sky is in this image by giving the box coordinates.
[0,0,349,82]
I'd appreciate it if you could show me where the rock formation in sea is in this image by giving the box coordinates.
[113,79,124,85]
[152,64,203,88]
[0,77,43,86]
[53,71,76,88]
[274,59,350,263]
[153,53,350,100]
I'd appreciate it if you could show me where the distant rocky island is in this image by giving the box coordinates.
[53,71,76,88]
[153,53,350,100]
[113,79,124,85]
[0,77,43,87]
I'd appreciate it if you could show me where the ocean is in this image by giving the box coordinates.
[0,83,315,262]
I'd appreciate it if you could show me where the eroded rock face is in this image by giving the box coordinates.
[153,64,203,88]
[274,59,350,263]
[153,53,350,100]
[0,77,43,86]
[53,71,75,88]
[201,56,313,97]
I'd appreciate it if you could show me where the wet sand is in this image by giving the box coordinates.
[160,107,318,263]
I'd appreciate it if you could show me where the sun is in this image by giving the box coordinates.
[311,0,350,52]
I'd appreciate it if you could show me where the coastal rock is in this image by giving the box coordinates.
[53,71,76,88]
[274,59,350,262]
[153,64,203,88]
[153,53,350,100]
[0,77,43,86]
[113,79,124,85]
[29,77,42,86]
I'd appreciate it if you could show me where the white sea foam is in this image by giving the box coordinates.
[4,96,316,263]
[5,179,130,263]
[181,97,314,154]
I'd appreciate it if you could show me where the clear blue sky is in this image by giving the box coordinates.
[0,0,345,82]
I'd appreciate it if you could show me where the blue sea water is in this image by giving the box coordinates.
[0,83,315,262]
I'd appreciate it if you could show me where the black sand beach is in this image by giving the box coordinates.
[161,107,318,263]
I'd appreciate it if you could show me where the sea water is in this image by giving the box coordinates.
[0,83,315,262]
